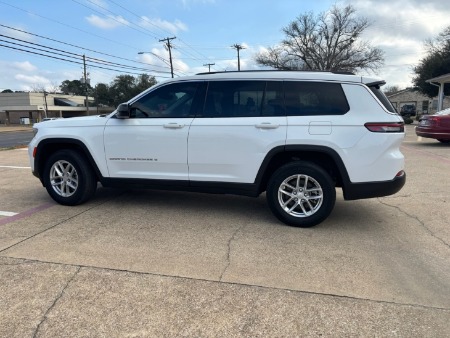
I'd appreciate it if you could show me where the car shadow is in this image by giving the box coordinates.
[91,187,377,231]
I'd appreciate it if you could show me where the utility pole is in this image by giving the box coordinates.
[43,91,48,119]
[83,54,89,115]
[159,37,176,78]
[231,44,245,71]
[203,63,215,73]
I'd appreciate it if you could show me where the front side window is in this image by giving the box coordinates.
[285,81,350,116]
[203,81,265,117]
[130,82,199,118]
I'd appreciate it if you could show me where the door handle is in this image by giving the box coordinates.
[255,122,279,129]
[163,123,185,129]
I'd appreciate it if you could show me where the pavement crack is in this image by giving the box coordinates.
[32,266,81,338]
[0,196,121,255]
[9,256,450,311]
[377,198,450,249]
[219,223,246,281]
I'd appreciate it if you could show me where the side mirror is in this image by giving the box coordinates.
[116,103,130,119]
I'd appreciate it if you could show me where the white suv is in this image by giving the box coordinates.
[28,71,405,227]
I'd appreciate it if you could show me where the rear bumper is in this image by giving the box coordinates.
[343,172,406,200]
[415,127,450,140]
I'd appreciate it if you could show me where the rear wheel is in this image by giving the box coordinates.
[438,139,450,143]
[267,162,336,227]
[43,150,97,205]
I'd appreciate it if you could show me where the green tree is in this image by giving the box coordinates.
[1,89,13,93]
[255,5,384,73]
[93,83,111,106]
[134,73,157,94]
[413,26,450,97]
[108,74,157,107]
[60,79,93,96]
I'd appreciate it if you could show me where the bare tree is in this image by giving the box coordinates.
[383,85,401,96]
[255,5,384,73]
[48,81,61,93]
[30,83,46,93]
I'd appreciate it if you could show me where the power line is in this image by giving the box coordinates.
[0,24,168,70]
[71,0,161,40]
[0,34,172,74]
[0,44,171,77]
[103,0,215,66]
[0,1,147,53]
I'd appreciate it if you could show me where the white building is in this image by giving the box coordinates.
[0,92,113,124]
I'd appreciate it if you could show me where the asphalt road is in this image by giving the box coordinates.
[0,124,449,337]
[0,130,34,148]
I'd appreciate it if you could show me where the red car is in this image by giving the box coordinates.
[416,108,450,143]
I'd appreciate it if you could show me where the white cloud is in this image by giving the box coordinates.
[139,17,188,35]
[138,46,190,77]
[13,61,37,72]
[86,14,129,29]
[15,74,51,85]
[343,0,450,88]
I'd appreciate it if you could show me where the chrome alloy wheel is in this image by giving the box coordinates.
[49,160,79,197]
[278,174,323,217]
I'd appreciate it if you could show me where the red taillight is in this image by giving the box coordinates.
[396,170,405,177]
[364,122,404,133]
[429,116,440,126]
[33,147,37,158]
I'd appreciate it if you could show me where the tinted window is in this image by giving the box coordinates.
[203,81,265,117]
[369,85,396,113]
[284,81,349,116]
[262,81,284,116]
[130,82,198,118]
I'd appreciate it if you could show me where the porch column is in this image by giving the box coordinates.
[437,83,444,111]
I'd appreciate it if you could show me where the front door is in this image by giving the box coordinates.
[104,82,200,180]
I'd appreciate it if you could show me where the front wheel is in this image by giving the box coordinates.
[43,150,97,205]
[266,162,336,227]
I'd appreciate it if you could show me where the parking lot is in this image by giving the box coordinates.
[0,124,449,337]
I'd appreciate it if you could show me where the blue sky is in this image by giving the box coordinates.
[0,0,448,92]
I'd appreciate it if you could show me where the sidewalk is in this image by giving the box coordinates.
[0,124,33,132]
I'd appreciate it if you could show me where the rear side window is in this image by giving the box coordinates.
[369,84,396,113]
[284,81,350,116]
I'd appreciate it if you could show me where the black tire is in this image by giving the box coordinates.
[437,139,450,143]
[43,150,97,205]
[266,162,336,227]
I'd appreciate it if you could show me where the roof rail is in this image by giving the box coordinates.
[195,70,355,76]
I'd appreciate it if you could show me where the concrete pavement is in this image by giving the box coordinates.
[0,124,33,132]
[0,125,449,337]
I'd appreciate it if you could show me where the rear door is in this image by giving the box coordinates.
[188,80,287,183]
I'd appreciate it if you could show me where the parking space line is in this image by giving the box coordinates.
[0,165,31,169]
[0,203,54,226]
[0,211,18,217]
[402,145,450,165]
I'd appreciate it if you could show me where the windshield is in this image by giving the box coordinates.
[436,108,450,116]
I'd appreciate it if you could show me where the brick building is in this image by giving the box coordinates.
[387,88,450,115]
